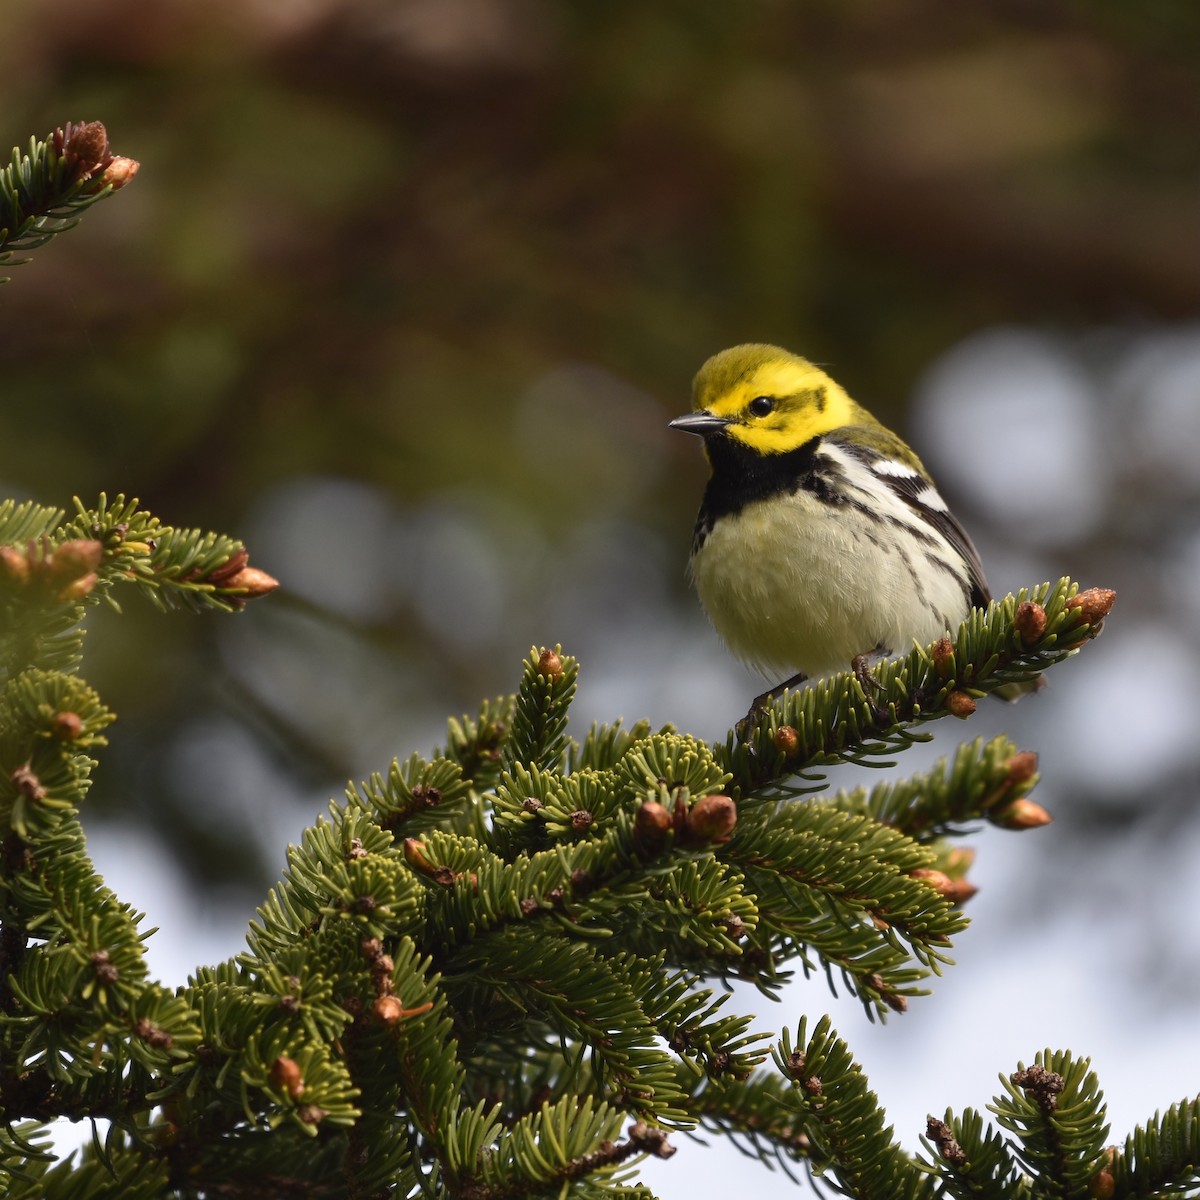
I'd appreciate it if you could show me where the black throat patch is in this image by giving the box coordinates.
[692,434,834,549]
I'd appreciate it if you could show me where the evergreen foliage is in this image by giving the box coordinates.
[5,485,1196,1198]
[0,123,138,282]
[2,121,1196,1200]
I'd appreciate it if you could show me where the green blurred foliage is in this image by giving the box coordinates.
[2,0,1198,899]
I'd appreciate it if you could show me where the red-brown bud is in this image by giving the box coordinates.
[931,637,955,680]
[99,155,139,190]
[909,867,953,895]
[48,539,103,583]
[990,798,1053,830]
[773,725,800,757]
[53,121,110,179]
[633,800,672,851]
[373,995,405,1024]
[1014,601,1047,644]
[942,878,979,905]
[536,648,562,678]
[269,1055,305,1099]
[0,546,29,585]
[223,566,279,599]
[1005,750,1039,786]
[204,549,250,585]
[1066,587,1116,628]
[945,690,976,719]
[686,793,737,843]
[51,711,84,741]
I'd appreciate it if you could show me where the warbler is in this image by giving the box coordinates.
[671,343,1007,720]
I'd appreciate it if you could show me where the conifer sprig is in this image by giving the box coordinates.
[0,122,138,281]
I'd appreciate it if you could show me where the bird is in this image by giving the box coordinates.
[670,343,1019,729]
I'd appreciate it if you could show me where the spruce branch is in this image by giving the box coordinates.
[719,579,1114,796]
[0,122,138,281]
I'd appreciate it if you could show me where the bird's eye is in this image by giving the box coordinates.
[748,396,774,418]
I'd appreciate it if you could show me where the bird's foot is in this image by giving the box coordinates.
[736,671,808,743]
[851,647,891,723]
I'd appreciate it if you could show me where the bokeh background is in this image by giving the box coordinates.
[4,1,1200,1192]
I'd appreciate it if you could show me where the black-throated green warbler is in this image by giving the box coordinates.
[671,343,1013,719]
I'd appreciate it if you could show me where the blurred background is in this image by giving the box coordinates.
[3,0,1200,1191]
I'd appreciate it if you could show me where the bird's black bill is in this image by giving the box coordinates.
[669,410,732,436]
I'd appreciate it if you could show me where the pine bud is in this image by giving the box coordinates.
[1014,601,1047,644]
[269,1055,305,1099]
[686,793,737,843]
[633,800,672,852]
[1005,750,1039,785]
[204,549,250,585]
[99,155,139,189]
[223,566,279,599]
[51,711,84,741]
[944,689,976,719]
[53,121,111,179]
[990,798,1052,830]
[773,725,800,757]
[909,868,953,895]
[536,648,562,678]
[1066,587,1116,628]
[373,995,405,1024]
[0,546,29,585]
[1089,1149,1117,1199]
[942,878,979,905]
[48,539,104,585]
[931,637,955,680]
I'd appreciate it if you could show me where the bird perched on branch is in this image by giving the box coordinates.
[671,343,1026,730]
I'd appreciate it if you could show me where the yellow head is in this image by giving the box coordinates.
[679,343,870,455]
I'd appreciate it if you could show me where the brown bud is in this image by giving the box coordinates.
[1066,587,1116,627]
[633,800,672,851]
[536,648,562,678]
[942,878,979,905]
[909,867,953,895]
[373,995,405,1024]
[91,950,119,985]
[1089,1149,1117,1200]
[402,838,436,875]
[133,1017,173,1050]
[0,545,29,585]
[373,995,433,1025]
[58,572,98,601]
[10,764,46,801]
[53,121,111,179]
[1005,750,1039,785]
[204,549,250,585]
[570,809,593,832]
[1014,601,1047,644]
[686,793,737,843]
[945,690,976,719]
[269,1055,305,1099]
[931,637,955,679]
[773,725,800,757]
[50,711,84,741]
[802,1076,823,1096]
[49,539,104,585]
[297,1104,328,1126]
[926,1117,967,1166]
[99,155,139,189]
[223,566,279,599]
[991,798,1052,830]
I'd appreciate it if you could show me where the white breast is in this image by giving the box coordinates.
[690,445,970,679]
